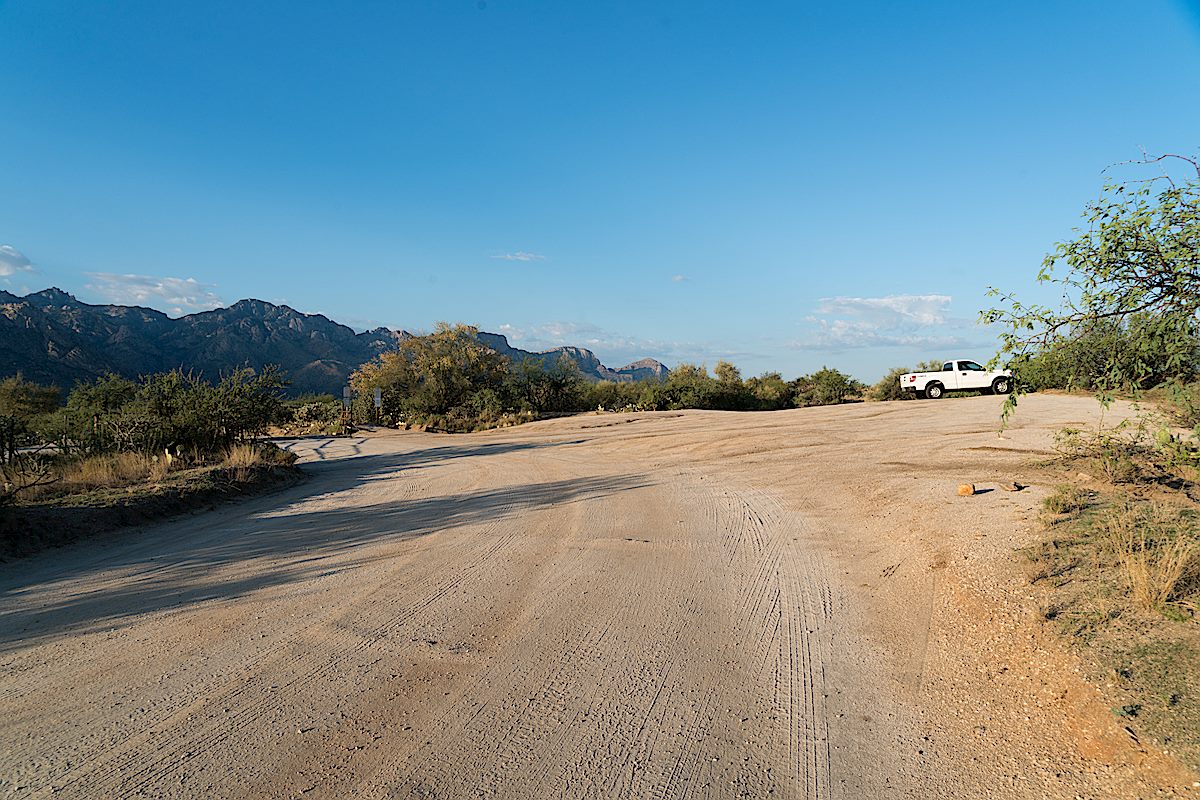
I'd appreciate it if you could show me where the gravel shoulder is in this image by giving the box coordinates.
[0,394,1196,798]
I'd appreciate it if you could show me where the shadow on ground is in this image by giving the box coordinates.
[0,436,644,652]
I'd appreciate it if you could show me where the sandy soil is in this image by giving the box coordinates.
[1,394,1197,798]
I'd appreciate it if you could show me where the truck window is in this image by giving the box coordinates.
[959,361,985,371]
[942,362,953,371]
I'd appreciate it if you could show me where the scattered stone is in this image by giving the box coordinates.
[999,482,1025,492]
[957,483,976,496]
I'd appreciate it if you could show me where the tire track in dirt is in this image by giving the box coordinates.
[672,470,834,799]
[354,461,735,799]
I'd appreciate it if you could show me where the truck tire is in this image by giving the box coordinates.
[991,377,1012,395]
[925,382,944,399]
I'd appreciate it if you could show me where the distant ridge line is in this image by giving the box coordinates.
[0,288,669,394]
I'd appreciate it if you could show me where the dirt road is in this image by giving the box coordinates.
[1,395,1195,798]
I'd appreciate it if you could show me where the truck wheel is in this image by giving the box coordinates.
[991,377,1012,395]
[926,382,944,399]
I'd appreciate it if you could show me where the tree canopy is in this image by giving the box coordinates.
[984,155,1200,393]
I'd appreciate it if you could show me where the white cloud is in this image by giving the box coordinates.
[0,245,35,278]
[85,273,225,316]
[794,294,991,351]
[671,274,688,282]
[814,294,952,327]
[797,319,969,350]
[491,251,546,262]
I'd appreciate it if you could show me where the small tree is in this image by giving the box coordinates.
[61,367,287,456]
[662,363,717,410]
[984,154,1200,405]
[513,354,587,413]
[351,323,510,423]
[745,371,791,409]
[793,367,863,407]
[215,366,288,444]
[712,360,753,410]
[0,375,60,463]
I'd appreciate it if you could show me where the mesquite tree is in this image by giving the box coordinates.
[983,154,1200,406]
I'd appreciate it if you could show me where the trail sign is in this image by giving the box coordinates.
[342,386,352,409]
[373,387,382,408]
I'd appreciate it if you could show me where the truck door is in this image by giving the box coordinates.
[957,361,988,390]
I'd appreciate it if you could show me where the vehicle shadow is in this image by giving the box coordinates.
[0,437,646,651]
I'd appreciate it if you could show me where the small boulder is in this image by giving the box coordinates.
[957,483,976,496]
[999,481,1025,492]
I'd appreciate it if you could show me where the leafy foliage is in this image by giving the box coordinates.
[793,367,865,408]
[744,372,791,409]
[0,375,60,463]
[351,323,511,426]
[1008,315,1200,393]
[59,367,287,457]
[985,156,1200,399]
[512,355,588,413]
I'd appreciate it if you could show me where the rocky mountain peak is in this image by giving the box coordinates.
[27,287,80,306]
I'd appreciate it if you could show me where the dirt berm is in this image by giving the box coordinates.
[0,394,1195,798]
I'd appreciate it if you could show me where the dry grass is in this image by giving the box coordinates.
[222,442,297,480]
[10,444,298,504]
[10,452,174,502]
[223,442,297,466]
[1100,500,1199,612]
[1041,485,1092,517]
[67,452,168,489]
[224,443,263,482]
[223,443,266,468]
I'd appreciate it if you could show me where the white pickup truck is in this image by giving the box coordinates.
[900,359,1013,399]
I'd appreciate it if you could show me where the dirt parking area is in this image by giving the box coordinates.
[1,394,1196,798]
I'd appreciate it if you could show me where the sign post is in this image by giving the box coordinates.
[341,386,352,434]
[373,387,382,425]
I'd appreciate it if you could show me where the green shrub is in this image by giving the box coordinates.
[744,372,790,410]
[792,367,864,407]
[57,367,287,458]
[512,355,586,412]
[351,323,510,424]
[868,367,916,401]
[282,400,343,435]
[1010,315,1200,393]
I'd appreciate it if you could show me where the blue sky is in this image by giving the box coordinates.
[2,1,1198,381]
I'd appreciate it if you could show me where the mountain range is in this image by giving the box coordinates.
[0,289,668,395]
